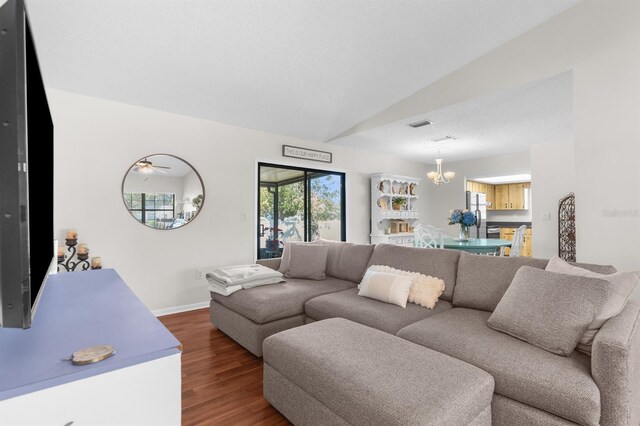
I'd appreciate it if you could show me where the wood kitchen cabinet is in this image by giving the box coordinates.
[485,185,495,210]
[467,180,529,210]
[500,227,532,257]
[493,182,530,210]
[494,185,509,210]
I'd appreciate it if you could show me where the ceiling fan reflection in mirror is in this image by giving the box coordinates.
[134,158,171,174]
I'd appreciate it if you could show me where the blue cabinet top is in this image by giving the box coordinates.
[0,269,181,400]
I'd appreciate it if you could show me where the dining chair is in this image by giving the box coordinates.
[508,225,527,257]
[414,224,444,249]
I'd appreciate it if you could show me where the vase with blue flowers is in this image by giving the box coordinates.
[448,209,477,241]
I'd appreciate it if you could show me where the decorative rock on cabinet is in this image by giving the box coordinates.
[370,173,420,246]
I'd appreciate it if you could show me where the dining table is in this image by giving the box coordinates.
[442,237,512,255]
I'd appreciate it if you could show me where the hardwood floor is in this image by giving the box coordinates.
[159,308,290,426]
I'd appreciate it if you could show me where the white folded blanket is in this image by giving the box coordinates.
[206,264,283,286]
[208,280,243,296]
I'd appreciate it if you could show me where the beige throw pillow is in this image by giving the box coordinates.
[366,265,445,309]
[546,256,639,354]
[358,270,413,308]
[284,244,329,280]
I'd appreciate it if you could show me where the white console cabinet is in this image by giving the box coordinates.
[0,269,182,425]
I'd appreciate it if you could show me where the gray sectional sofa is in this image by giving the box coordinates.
[209,242,640,426]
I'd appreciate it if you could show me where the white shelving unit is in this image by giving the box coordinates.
[370,173,421,246]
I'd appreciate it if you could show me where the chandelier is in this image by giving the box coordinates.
[426,150,455,185]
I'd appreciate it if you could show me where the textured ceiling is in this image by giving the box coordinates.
[330,72,573,164]
[25,0,578,141]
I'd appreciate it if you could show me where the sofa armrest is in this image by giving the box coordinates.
[257,258,281,271]
[592,300,640,426]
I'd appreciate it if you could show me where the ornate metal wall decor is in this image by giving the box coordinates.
[558,193,576,262]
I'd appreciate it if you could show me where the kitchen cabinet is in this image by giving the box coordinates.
[468,180,529,210]
[493,182,530,210]
[485,185,495,210]
[494,185,509,210]
[500,227,532,257]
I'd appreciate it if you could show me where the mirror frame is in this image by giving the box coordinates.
[121,153,206,231]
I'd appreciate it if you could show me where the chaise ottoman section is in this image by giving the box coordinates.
[210,299,306,357]
[263,318,494,426]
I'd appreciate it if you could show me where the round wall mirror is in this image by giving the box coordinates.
[121,154,205,230]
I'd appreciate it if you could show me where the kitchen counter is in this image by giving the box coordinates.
[486,221,532,228]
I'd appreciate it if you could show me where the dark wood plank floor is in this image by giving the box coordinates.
[159,308,290,426]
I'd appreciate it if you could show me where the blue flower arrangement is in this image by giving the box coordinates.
[448,209,477,227]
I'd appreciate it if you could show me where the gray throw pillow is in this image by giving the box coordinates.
[487,266,612,356]
[278,241,322,274]
[546,255,639,354]
[284,244,329,280]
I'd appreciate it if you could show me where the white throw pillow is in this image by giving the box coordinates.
[546,255,640,354]
[358,270,413,308]
[366,265,445,309]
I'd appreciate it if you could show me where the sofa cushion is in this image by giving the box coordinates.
[305,288,452,334]
[488,266,612,356]
[366,244,460,301]
[397,308,601,426]
[318,239,375,283]
[452,252,549,311]
[210,277,356,324]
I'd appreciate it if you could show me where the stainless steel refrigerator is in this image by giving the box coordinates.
[466,191,487,239]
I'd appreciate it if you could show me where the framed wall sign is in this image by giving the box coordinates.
[282,145,332,163]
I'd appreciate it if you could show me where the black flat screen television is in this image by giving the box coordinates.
[0,0,54,328]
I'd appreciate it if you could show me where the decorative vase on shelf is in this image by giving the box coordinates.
[459,225,470,241]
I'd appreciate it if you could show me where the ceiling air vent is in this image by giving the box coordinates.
[428,136,457,143]
[407,119,433,128]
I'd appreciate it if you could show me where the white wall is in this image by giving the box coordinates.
[531,143,575,259]
[423,151,530,236]
[572,19,640,274]
[49,90,429,312]
[341,1,640,274]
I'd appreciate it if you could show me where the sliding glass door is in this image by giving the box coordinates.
[257,163,345,259]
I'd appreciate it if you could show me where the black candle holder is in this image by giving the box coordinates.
[58,238,90,272]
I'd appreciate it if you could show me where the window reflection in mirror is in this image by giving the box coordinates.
[122,154,205,230]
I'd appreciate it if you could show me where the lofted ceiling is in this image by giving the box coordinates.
[330,72,573,164]
[26,0,578,142]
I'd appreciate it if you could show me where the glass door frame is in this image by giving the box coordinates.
[257,162,346,259]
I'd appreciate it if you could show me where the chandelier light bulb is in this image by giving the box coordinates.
[426,149,454,185]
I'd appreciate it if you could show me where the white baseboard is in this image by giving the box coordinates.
[153,301,210,317]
